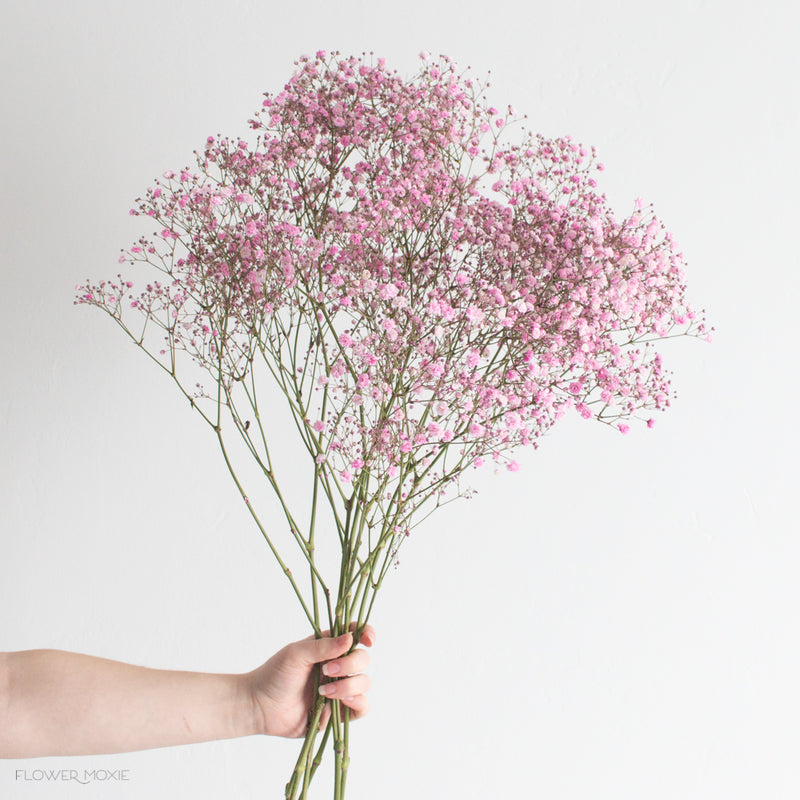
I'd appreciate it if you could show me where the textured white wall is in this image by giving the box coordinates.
[1,0,798,797]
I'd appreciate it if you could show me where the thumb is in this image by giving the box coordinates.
[296,632,353,666]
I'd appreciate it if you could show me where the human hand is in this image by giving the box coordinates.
[244,625,375,739]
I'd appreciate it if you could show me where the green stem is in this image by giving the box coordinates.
[309,465,321,632]
[332,699,344,800]
[341,706,351,798]
[309,720,332,782]
[215,428,320,636]
[285,686,326,800]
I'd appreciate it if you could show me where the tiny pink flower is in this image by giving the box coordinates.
[504,412,521,430]
[466,306,485,326]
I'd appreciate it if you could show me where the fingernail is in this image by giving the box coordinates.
[322,662,341,677]
[319,683,334,696]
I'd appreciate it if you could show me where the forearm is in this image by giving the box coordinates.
[0,650,259,758]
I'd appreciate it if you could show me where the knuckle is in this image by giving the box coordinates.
[351,650,370,671]
[341,650,368,674]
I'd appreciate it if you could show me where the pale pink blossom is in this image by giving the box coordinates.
[79,50,708,587]
[427,422,442,438]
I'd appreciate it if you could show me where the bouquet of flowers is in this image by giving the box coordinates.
[77,51,708,799]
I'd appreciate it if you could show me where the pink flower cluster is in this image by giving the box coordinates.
[78,52,707,503]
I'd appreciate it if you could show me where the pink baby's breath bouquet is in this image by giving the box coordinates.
[78,51,708,799]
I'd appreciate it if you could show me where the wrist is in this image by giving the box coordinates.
[233,672,267,738]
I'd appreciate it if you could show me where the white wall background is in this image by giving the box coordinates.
[1,0,798,797]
